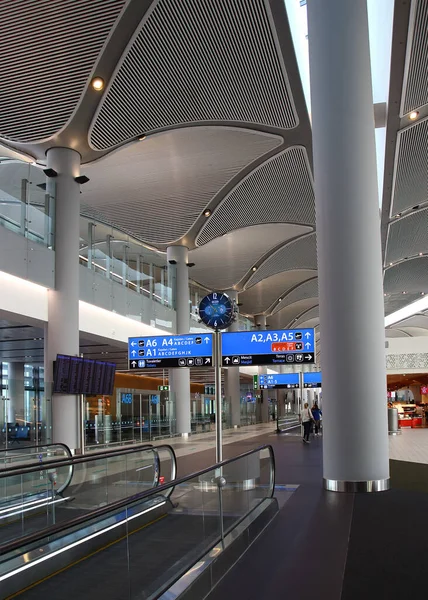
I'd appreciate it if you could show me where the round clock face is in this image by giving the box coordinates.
[199,292,234,330]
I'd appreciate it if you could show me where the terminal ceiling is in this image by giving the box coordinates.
[0,0,427,351]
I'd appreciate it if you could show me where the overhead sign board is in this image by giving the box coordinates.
[303,372,322,388]
[128,333,213,369]
[259,373,300,389]
[221,329,315,367]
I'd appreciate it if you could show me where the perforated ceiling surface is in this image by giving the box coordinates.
[294,306,319,328]
[401,0,428,115]
[189,224,310,290]
[383,257,428,294]
[392,119,428,215]
[385,208,428,264]
[245,233,317,288]
[0,0,126,143]
[90,0,298,150]
[272,277,318,315]
[197,147,314,246]
[395,314,428,329]
[238,270,317,316]
[82,127,281,247]
[384,292,422,316]
[267,298,318,330]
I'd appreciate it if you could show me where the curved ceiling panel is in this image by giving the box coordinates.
[246,233,317,288]
[294,306,319,328]
[392,119,428,215]
[395,327,428,337]
[384,292,422,316]
[90,0,297,150]
[238,270,317,316]
[82,127,280,246]
[401,0,428,114]
[385,209,428,264]
[0,0,126,143]
[394,315,428,329]
[189,224,310,290]
[197,147,314,245]
[384,257,428,294]
[267,298,318,330]
[272,278,318,315]
[296,317,320,330]
[386,329,411,338]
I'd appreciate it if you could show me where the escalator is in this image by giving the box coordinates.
[0,445,276,600]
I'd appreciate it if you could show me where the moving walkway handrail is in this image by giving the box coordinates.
[0,443,274,558]
[0,442,72,458]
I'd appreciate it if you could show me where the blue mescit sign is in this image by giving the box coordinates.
[128,333,213,369]
[221,329,315,367]
[259,373,300,389]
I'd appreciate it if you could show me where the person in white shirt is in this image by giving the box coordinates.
[301,403,313,444]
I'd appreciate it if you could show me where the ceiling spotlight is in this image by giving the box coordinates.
[278,298,282,302]
[251,266,257,272]
[419,252,423,256]
[75,175,90,185]
[203,209,212,217]
[409,111,419,121]
[402,291,406,294]
[389,263,393,266]
[395,213,401,218]
[138,134,146,141]
[422,292,426,296]
[91,77,105,91]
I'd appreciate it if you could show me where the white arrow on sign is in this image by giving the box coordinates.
[204,336,210,343]
[305,354,312,360]
[305,342,311,349]
[205,358,211,364]
[224,357,231,364]
[131,350,137,356]
[131,361,137,367]
[305,332,311,339]
[131,341,137,347]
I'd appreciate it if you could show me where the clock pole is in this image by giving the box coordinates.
[214,327,223,463]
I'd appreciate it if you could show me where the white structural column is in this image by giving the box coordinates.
[255,315,269,423]
[167,246,191,435]
[224,290,240,427]
[307,0,389,491]
[44,148,81,451]
[6,362,25,422]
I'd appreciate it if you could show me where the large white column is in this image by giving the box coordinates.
[167,246,191,435]
[44,148,81,451]
[223,290,240,427]
[307,0,389,491]
[255,315,270,423]
[6,362,25,423]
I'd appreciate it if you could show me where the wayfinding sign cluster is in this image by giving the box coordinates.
[221,329,315,367]
[259,373,300,389]
[128,333,213,369]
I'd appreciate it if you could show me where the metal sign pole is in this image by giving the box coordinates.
[214,329,223,463]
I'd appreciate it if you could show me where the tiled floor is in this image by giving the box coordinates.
[389,427,428,464]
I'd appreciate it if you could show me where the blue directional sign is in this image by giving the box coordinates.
[221,329,315,367]
[303,372,322,388]
[128,333,213,369]
[259,373,300,389]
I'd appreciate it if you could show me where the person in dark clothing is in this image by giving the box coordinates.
[311,402,322,436]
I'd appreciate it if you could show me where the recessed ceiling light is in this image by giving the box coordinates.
[91,77,105,91]
[252,266,257,272]
[203,208,211,217]
[422,292,425,296]
[395,213,401,218]
[278,298,282,302]
[409,111,419,121]
[138,134,146,141]
[384,293,387,297]
[402,291,406,294]
[419,253,423,256]
[389,263,393,266]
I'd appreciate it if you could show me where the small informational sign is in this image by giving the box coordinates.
[128,333,213,369]
[259,373,300,389]
[303,372,322,388]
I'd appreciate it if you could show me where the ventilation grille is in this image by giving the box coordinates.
[246,233,317,288]
[82,127,279,246]
[384,257,428,294]
[402,0,428,114]
[197,147,314,245]
[294,306,319,328]
[90,0,297,150]
[392,119,428,215]
[0,0,125,143]
[386,208,428,264]
[272,278,318,315]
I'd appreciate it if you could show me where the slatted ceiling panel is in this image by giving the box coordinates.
[392,119,428,215]
[267,298,318,330]
[82,127,279,246]
[246,233,317,288]
[402,0,428,114]
[189,224,308,290]
[385,209,428,264]
[294,311,319,328]
[272,278,318,315]
[238,270,317,315]
[384,292,421,315]
[383,257,428,294]
[0,0,125,143]
[386,329,410,338]
[397,314,428,329]
[90,0,297,150]
[197,148,315,246]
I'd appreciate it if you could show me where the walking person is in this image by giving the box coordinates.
[311,402,322,436]
[301,402,313,444]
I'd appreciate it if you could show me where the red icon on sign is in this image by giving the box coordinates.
[272,342,296,352]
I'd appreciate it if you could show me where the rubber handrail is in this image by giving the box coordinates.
[0,444,274,558]
[0,443,72,457]
[0,443,157,478]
